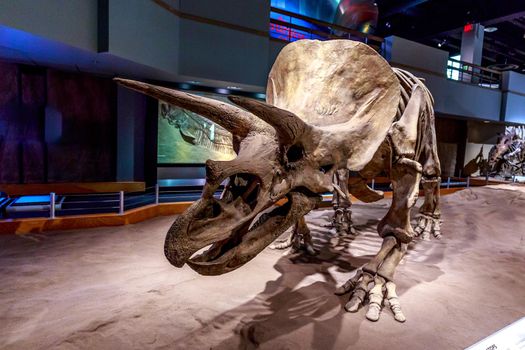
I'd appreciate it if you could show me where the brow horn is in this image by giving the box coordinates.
[115,78,259,137]
[228,96,310,144]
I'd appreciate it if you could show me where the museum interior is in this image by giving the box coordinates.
[1,0,524,349]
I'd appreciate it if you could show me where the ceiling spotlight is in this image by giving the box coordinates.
[227,86,242,90]
[484,26,498,33]
[483,120,491,124]
[385,22,391,28]
[437,39,447,48]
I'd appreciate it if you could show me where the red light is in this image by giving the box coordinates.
[464,23,473,32]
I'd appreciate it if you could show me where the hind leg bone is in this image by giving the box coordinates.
[271,216,316,255]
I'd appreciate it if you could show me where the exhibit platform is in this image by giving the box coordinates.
[1,185,523,349]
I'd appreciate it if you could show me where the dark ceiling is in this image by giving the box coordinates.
[375,0,525,71]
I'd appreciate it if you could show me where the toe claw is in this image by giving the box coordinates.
[366,303,381,321]
[393,311,406,323]
[386,282,406,322]
[335,270,363,295]
[345,296,362,312]
[305,244,317,256]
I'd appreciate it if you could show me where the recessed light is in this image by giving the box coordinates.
[484,26,498,33]
[483,120,491,123]
[227,86,241,90]
[187,80,200,84]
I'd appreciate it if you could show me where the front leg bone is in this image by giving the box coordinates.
[337,157,420,322]
[336,241,407,322]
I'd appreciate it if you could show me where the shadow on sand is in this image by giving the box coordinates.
[167,205,447,349]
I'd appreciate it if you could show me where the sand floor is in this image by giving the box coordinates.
[1,186,524,349]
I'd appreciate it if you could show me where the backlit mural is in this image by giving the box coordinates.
[157,93,236,164]
[270,0,378,39]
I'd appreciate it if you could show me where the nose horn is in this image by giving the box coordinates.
[205,159,225,184]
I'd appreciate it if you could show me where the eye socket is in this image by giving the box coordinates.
[286,144,304,163]
[319,164,334,174]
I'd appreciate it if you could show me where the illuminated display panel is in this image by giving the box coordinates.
[270,0,378,42]
[157,92,236,164]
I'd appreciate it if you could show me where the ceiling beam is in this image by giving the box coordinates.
[482,10,525,26]
[483,37,525,64]
[509,19,525,31]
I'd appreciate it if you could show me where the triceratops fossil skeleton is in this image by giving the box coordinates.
[116,39,441,322]
[488,126,525,177]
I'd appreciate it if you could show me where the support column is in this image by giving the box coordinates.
[460,23,485,83]
[116,85,147,182]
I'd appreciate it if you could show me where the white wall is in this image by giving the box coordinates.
[385,36,449,75]
[0,0,98,52]
[386,36,502,121]
[108,0,180,76]
[501,71,525,124]
[117,86,147,181]
[178,0,270,88]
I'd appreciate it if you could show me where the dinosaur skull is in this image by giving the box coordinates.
[162,100,345,276]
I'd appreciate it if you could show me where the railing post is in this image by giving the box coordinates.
[447,177,451,189]
[466,176,470,188]
[119,191,124,215]
[155,184,159,205]
[49,192,56,219]
[371,178,375,190]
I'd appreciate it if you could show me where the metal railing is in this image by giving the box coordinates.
[269,7,384,52]
[446,58,502,89]
[0,177,501,221]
